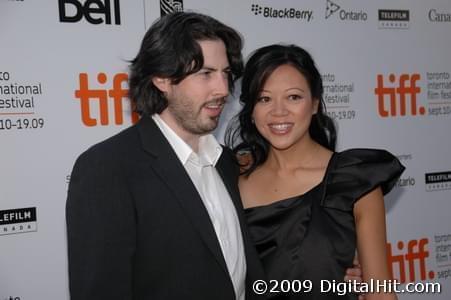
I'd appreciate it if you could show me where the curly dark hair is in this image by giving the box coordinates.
[128,12,243,116]
[226,44,337,175]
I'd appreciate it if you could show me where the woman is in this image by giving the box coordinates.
[227,44,404,299]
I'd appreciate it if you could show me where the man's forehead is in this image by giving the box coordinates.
[198,39,229,68]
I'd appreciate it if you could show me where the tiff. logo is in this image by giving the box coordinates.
[387,238,435,283]
[58,0,121,25]
[375,73,424,117]
[75,73,139,126]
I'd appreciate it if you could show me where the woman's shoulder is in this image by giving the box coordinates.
[333,148,400,166]
[321,148,405,211]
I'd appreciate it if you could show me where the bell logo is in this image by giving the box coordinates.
[387,238,435,283]
[75,73,139,127]
[375,73,424,117]
[58,0,121,25]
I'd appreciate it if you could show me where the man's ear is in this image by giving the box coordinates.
[152,77,171,93]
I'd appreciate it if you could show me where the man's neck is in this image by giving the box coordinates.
[158,111,201,152]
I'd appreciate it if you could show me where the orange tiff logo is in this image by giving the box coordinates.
[375,73,424,117]
[387,238,434,283]
[75,73,139,126]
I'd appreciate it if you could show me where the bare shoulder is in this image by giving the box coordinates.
[238,169,256,209]
[316,146,334,168]
[238,163,269,209]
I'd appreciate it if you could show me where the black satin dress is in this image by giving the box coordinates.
[244,149,405,299]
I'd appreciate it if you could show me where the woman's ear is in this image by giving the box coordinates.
[152,77,170,93]
[312,98,320,114]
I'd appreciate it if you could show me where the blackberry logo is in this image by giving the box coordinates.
[325,0,340,19]
[160,0,183,16]
[251,4,263,15]
[250,4,313,21]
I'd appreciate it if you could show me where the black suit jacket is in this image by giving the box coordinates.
[66,116,265,299]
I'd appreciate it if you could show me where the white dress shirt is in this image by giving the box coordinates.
[152,114,246,300]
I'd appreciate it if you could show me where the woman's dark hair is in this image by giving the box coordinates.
[226,44,337,175]
[128,12,243,116]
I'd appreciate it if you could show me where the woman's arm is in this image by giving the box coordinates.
[354,187,398,300]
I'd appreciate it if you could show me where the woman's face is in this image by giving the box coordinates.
[252,64,319,151]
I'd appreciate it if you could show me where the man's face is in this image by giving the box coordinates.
[158,39,230,139]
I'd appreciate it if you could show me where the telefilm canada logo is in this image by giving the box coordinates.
[425,171,451,192]
[251,4,313,21]
[160,0,183,16]
[378,9,410,29]
[0,207,37,236]
[325,0,367,21]
[58,0,121,25]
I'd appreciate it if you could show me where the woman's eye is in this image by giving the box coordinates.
[288,94,302,100]
[257,96,270,103]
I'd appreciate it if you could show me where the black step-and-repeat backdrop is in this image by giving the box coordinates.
[1,1,450,299]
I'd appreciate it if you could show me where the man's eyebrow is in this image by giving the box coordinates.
[201,66,231,72]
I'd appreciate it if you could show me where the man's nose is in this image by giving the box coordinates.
[213,73,229,96]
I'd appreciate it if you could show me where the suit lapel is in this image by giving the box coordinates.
[136,116,229,277]
[216,149,266,287]
[215,150,245,226]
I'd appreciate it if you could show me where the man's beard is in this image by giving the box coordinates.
[167,97,226,135]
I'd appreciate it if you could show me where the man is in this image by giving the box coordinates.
[66,12,361,300]
[67,12,262,300]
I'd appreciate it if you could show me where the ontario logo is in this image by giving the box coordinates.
[374,73,424,117]
[325,0,367,21]
[251,4,313,21]
[74,72,139,127]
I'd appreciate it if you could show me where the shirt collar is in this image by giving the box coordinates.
[152,114,223,166]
